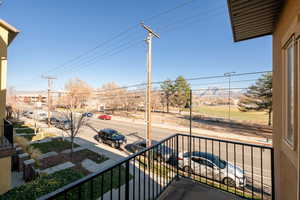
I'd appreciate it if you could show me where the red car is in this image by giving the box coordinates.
[98,114,111,120]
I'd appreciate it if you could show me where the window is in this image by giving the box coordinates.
[192,157,214,168]
[284,36,296,146]
[287,45,294,144]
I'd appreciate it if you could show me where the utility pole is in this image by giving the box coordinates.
[224,72,235,120]
[141,22,160,147]
[42,75,56,127]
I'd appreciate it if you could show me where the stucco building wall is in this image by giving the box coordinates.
[0,156,11,194]
[272,0,300,199]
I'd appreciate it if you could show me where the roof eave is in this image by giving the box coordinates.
[0,19,20,46]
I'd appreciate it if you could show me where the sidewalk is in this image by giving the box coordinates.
[98,115,272,146]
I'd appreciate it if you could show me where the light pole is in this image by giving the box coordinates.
[141,23,160,147]
[224,72,235,120]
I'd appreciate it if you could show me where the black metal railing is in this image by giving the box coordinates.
[38,134,274,200]
[1,119,14,148]
[4,119,14,145]
[178,134,274,200]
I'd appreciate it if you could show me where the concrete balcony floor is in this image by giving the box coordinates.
[158,178,244,200]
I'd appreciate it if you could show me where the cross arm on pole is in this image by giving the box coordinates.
[140,22,160,39]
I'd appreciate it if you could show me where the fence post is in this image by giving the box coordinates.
[125,160,130,200]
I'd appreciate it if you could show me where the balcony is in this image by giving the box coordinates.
[0,119,14,158]
[38,134,274,200]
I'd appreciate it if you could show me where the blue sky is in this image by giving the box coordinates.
[1,0,272,91]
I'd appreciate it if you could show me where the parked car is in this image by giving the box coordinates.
[26,111,34,119]
[125,140,176,162]
[82,112,93,117]
[178,151,246,188]
[98,114,111,120]
[46,117,60,125]
[37,113,47,121]
[94,128,126,148]
[55,119,71,130]
[22,111,30,117]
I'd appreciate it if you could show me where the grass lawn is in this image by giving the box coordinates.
[20,132,58,142]
[12,123,27,128]
[191,105,269,125]
[20,135,35,141]
[61,165,132,200]
[76,149,108,164]
[15,127,35,134]
[31,138,79,154]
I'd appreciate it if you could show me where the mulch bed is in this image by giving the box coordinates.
[38,149,108,171]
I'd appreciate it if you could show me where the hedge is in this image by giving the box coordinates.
[0,168,84,200]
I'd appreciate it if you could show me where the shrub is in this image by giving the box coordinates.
[0,168,84,200]
[27,146,42,160]
[15,136,29,150]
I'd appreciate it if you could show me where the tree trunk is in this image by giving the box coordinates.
[70,112,74,161]
[268,108,272,126]
[71,137,74,161]
[167,98,169,113]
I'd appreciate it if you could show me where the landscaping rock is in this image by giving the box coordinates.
[16,147,23,154]
[29,138,52,144]
[18,153,29,172]
[40,162,75,175]
[61,146,85,154]
[38,151,58,160]
[23,159,37,182]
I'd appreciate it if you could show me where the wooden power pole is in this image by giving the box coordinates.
[141,22,160,147]
[42,75,56,127]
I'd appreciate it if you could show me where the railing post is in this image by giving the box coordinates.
[125,160,130,200]
[176,135,179,179]
[271,148,275,200]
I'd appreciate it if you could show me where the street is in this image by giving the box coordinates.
[81,117,272,194]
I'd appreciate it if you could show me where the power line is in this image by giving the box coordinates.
[15,0,223,88]
[49,70,270,94]
[62,4,226,77]
[23,0,198,79]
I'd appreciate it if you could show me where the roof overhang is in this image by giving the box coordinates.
[0,19,20,46]
[227,0,283,42]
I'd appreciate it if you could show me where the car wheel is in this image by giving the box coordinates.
[223,177,236,187]
[156,154,165,162]
[112,143,119,149]
[183,166,193,174]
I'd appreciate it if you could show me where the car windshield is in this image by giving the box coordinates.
[111,133,122,138]
[184,152,227,169]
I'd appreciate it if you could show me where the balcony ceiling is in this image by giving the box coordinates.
[227,0,283,42]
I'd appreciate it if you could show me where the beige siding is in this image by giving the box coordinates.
[273,0,300,199]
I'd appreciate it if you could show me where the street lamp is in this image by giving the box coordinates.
[224,72,236,120]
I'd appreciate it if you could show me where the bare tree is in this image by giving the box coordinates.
[151,90,163,112]
[100,82,126,114]
[65,78,92,109]
[62,109,88,160]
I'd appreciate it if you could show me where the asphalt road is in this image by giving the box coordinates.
[79,118,272,195]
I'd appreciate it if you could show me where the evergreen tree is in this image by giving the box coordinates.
[173,76,191,113]
[238,72,272,126]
